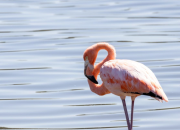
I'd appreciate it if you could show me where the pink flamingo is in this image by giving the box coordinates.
[83,42,168,130]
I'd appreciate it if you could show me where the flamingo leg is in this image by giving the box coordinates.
[131,100,135,130]
[121,99,131,130]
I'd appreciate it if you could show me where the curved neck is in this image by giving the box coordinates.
[93,43,116,79]
[88,43,116,95]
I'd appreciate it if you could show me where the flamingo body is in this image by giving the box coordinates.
[83,42,168,130]
[100,59,168,102]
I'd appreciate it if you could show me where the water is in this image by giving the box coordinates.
[0,0,180,129]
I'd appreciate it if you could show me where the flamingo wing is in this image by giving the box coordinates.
[100,59,168,102]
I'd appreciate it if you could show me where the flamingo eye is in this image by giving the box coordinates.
[85,56,88,60]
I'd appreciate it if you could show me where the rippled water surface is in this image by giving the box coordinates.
[0,0,180,129]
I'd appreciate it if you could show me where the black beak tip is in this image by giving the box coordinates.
[86,75,98,84]
[84,65,98,84]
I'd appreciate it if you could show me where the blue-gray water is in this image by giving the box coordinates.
[0,0,180,129]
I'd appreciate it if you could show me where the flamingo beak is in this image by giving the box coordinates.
[84,57,98,84]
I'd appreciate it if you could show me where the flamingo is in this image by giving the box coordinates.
[83,42,168,130]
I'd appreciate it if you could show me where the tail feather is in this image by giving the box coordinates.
[156,88,168,102]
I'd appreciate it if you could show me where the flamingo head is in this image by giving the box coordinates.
[83,46,98,84]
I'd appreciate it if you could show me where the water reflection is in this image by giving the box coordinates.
[36,88,83,93]
[66,103,116,107]
[0,67,50,71]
